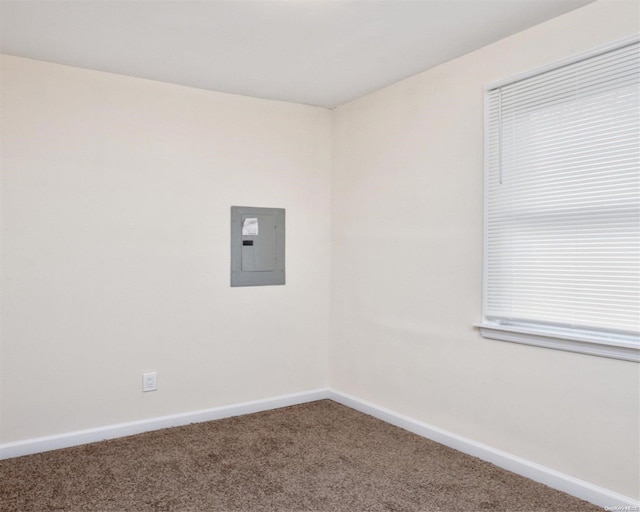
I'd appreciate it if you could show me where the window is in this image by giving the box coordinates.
[478,37,640,362]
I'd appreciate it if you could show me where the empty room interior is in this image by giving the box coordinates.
[1,0,639,510]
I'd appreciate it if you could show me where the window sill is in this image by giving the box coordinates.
[475,323,639,363]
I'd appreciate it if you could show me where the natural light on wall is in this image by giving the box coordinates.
[478,36,640,362]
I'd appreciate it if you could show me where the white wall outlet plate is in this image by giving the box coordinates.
[142,371,157,392]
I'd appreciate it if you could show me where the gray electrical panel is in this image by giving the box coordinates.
[230,206,285,287]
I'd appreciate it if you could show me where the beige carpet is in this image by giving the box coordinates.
[0,400,599,511]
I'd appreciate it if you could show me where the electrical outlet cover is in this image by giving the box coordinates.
[142,371,157,392]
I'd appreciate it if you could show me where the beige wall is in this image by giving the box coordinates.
[331,0,639,499]
[0,56,332,441]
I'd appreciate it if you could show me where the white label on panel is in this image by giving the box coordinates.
[242,218,259,236]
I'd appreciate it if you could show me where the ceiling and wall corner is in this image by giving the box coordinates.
[0,0,594,108]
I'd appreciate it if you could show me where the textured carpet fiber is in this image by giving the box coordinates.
[1,400,599,511]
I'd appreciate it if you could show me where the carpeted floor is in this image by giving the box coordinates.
[0,400,600,512]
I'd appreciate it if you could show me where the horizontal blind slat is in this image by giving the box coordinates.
[496,43,640,96]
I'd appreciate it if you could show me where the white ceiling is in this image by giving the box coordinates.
[1,0,594,108]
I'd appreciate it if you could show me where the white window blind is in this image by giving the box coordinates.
[481,38,640,361]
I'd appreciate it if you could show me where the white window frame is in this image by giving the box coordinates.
[477,35,640,363]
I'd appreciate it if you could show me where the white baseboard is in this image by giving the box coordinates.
[0,388,329,460]
[327,389,639,510]
[2,387,637,510]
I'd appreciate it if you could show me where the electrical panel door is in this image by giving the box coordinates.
[231,206,285,286]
